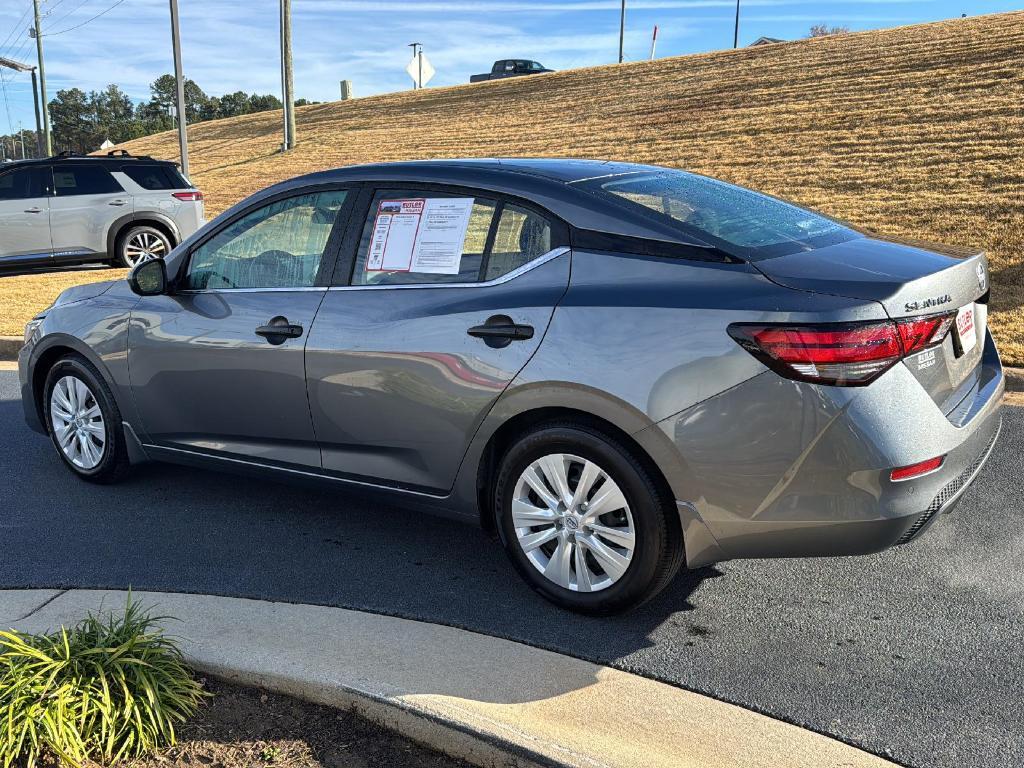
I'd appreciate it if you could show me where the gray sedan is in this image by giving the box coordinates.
[19,159,1004,613]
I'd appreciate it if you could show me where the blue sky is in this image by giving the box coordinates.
[0,0,1021,136]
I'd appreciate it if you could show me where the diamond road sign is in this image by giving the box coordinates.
[406,53,436,87]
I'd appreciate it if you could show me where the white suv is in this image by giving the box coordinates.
[0,150,205,275]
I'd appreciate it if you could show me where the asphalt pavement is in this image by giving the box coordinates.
[1,371,1021,768]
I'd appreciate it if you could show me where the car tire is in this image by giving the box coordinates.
[116,225,172,268]
[494,421,684,615]
[43,354,130,484]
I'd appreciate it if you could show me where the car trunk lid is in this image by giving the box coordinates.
[749,235,990,413]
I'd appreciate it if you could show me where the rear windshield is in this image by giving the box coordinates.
[122,163,190,190]
[580,171,857,259]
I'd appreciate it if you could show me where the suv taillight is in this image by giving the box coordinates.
[172,191,203,201]
[728,312,955,386]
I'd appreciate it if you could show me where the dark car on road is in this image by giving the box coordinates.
[18,159,1003,614]
[470,60,553,82]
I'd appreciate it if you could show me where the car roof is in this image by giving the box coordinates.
[310,158,653,184]
[1,152,176,171]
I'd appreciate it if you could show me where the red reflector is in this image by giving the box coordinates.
[172,191,203,201]
[891,456,945,482]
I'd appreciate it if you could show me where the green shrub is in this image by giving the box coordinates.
[0,597,208,768]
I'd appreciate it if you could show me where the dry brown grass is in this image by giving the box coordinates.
[3,11,1022,362]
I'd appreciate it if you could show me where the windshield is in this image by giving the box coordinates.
[582,171,857,259]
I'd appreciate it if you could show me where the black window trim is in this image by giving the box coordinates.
[171,181,361,293]
[334,181,568,288]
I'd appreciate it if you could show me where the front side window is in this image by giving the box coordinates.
[0,167,43,200]
[185,189,348,290]
[351,190,553,286]
[581,170,855,259]
[52,165,123,196]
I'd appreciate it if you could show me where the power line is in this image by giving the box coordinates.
[46,0,96,32]
[0,70,16,136]
[0,1,34,58]
[45,0,126,37]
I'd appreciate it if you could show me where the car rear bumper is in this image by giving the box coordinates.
[650,330,1005,567]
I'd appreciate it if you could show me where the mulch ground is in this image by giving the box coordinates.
[128,678,473,768]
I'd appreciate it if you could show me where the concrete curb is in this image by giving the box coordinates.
[0,589,900,768]
[0,336,20,362]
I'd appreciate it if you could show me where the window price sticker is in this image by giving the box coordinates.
[367,197,475,274]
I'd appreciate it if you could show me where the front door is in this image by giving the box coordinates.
[0,166,52,268]
[305,187,570,493]
[128,187,352,468]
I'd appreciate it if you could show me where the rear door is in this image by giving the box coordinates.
[0,165,52,268]
[128,186,354,468]
[305,185,570,493]
[48,163,129,263]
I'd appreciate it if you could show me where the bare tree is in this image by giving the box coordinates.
[808,24,851,38]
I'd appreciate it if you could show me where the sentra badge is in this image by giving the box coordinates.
[904,294,952,313]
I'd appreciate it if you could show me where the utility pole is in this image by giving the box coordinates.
[649,24,658,60]
[168,0,189,175]
[0,56,44,156]
[618,0,626,63]
[733,0,741,48]
[31,0,51,155]
[280,0,295,150]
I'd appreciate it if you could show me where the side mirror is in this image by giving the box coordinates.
[127,258,167,296]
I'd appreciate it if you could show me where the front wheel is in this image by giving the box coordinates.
[494,422,684,614]
[43,355,130,483]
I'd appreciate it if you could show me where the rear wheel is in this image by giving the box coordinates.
[117,225,171,268]
[43,355,130,483]
[494,422,683,614]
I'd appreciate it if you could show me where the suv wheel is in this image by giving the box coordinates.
[117,225,171,268]
[43,355,130,483]
[494,422,684,614]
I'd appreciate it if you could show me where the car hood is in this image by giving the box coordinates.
[749,235,988,319]
[53,279,121,307]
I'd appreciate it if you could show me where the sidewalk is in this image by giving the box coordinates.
[1,589,898,768]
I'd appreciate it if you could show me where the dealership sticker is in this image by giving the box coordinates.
[956,304,976,354]
[367,197,474,275]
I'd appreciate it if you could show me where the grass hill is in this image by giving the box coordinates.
[4,11,1022,364]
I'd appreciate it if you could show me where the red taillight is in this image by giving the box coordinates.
[728,312,955,386]
[891,456,944,482]
[172,191,203,201]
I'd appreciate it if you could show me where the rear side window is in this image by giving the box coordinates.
[122,164,189,190]
[350,190,552,286]
[486,204,551,281]
[0,167,43,200]
[52,165,123,196]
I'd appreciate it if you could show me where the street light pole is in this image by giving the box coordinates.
[618,0,626,63]
[0,56,44,156]
[31,0,51,155]
[733,0,741,48]
[168,0,189,176]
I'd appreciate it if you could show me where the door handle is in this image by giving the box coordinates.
[255,316,304,345]
[24,207,43,214]
[109,199,128,206]
[468,315,534,348]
